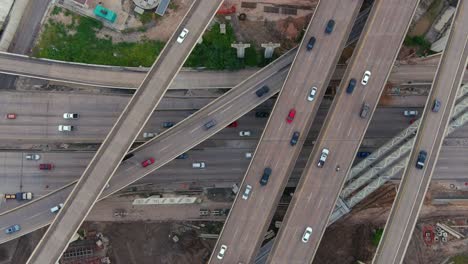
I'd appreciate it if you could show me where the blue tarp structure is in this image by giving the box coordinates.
[155,0,170,16]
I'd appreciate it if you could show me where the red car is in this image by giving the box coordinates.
[6,113,16,119]
[227,121,238,128]
[409,118,417,124]
[286,109,296,123]
[39,164,53,170]
[141,158,155,168]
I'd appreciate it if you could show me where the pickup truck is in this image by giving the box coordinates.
[4,192,33,201]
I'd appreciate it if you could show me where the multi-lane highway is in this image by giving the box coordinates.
[26,1,223,263]
[267,0,421,262]
[373,0,468,262]
[210,0,364,262]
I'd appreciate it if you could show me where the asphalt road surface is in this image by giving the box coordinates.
[26,1,223,263]
[210,0,364,263]
[267,0,422,262]
[373,1,468,263]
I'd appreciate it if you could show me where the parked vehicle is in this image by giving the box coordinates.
[239,131,251,137]
[162,122,174,128]
[175,153,189,159]
[325,19,335,34]
[63,113,79,119]
[306,36,316,50]
[360,103,370,118]
[255,86,270,97]
[361,71,371,85]
[286,109,296,123]
[432,99,441,112]
[50,203,64,213]
[58,125,73,132]
[346,78,357,94]
[4,224,20,234]
[39,163,53,170]
[217,245,228,260]
[143,132,156,138]
[416,150,427,169]
[6,113,16,119]
[260,168,272,186]
[317,148,329,167]
[255,111,270,118]
[290,131,300,146]
[227,121,238,128]
[242,184,252,200]
[302,227,313,243]
[192,162,206,169]
[308,87,317,102]
[177,28,189,43]
[403,110,418,117]
[141,158,155,168]
[25,154,40,160]
[204,120,217,130]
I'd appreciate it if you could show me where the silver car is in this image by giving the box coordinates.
[307,87,318,101]
[177,28,189,43]
[217,245,227,259]
[242,185,252,200]
[302,227,313,243]
[25,154,41,160]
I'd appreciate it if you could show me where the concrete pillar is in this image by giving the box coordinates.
[261,42,280,59]
[231,42,250,59]
[0,0,30,51]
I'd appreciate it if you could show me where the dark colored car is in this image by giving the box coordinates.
[255,111,270,118]
[141,157,155,168]
[162,122,175,128]
[416,150,427,169]
[204,120,217,130]
[346,79,357,94]
[260,167,272,186]
[357,151,371,158]
[290,131,300,146]
[286,109,296,123]
[255,86,270,97]
[122,153,134,162]
[325,19,335,34]
[176,153,189,159]
[39,163,53,170]
[227,121,238,128]
[306,36,316,51]
[432,99,441,112]
[360,103,370,118]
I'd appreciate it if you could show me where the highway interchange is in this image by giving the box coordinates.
[0,0,466,263]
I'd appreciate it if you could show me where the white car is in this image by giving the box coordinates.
[63,113,79,119]
[177,28,189,43]
[58,125,73,132]
[50,203,64,213]
[403,110,418,117]
[239,131,251,137]
[143,132,157,138]
[242,184,252,200]
[217,244,227,260]
[317,148,329,167]
[307,87,317,102]
[245,152,252,159]
[25,154,40,160]
[192,162,206,169]
[302,227,313,243]
[361,70,371,85]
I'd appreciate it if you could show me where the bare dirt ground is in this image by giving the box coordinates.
[94,221,215,264]
[0,227,46,264]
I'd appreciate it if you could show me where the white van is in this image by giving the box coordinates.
[50,203,64,213]
[192,162,206,169]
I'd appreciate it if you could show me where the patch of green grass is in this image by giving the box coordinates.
[451,255,468,264]
[371,228,384,246]
[168,2,179,10]
[34,15,164,67]
[404,35,432,56]
[185,23,261,70]
[138,12,153,24]
[51,6,62,15]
